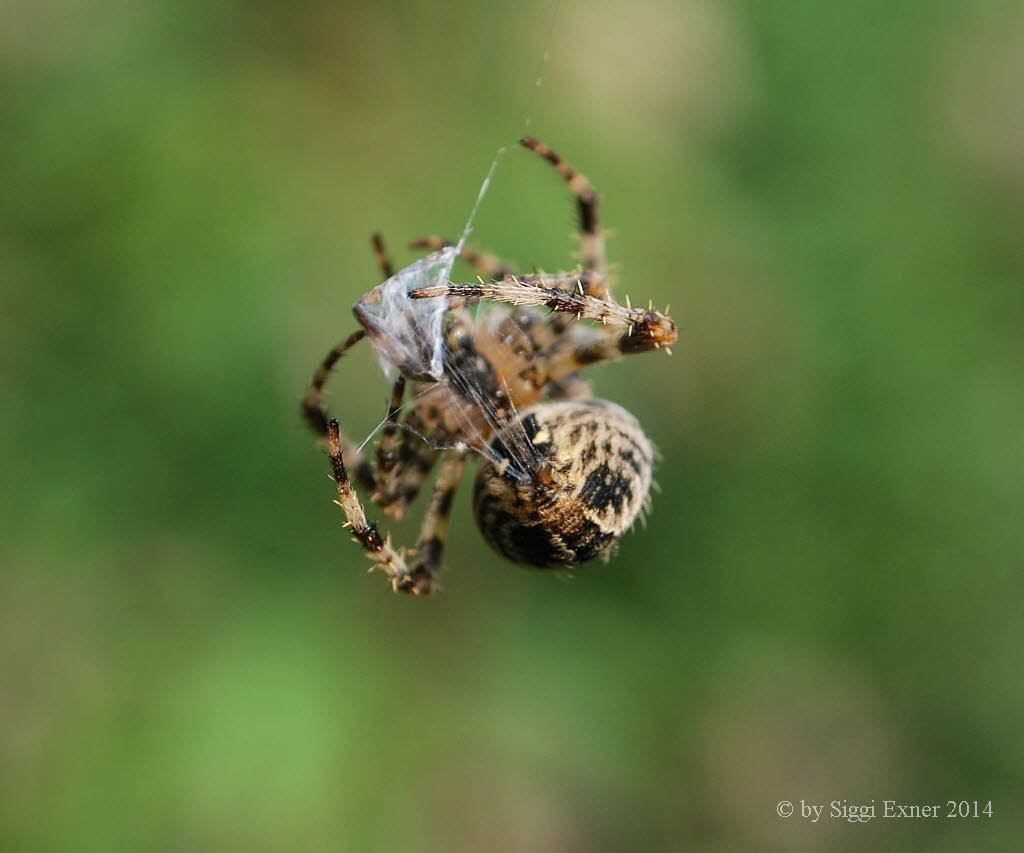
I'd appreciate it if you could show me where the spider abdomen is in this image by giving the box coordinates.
[473,399,653,568]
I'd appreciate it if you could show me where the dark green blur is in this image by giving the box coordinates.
[3,1,1022,850]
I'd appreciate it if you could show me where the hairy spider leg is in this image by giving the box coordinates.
[408,280,676,355]
[326,419,430,594]
[520,137,608,299]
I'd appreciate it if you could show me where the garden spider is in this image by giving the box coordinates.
[303,138,678,595]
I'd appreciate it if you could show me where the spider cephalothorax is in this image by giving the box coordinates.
[303,138,677,595]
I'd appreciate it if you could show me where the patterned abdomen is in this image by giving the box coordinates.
[473,399,653,568]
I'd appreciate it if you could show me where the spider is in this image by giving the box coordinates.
[303,137,678,595]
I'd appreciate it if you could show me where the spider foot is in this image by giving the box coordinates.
[393,566,434,596]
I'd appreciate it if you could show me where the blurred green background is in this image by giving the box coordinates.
[3,0,1022,850]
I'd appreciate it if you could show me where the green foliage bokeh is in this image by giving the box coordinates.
[2,1,1022,850]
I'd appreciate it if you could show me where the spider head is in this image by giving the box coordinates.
[473,399,653,568]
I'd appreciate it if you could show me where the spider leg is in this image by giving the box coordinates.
[410,236,602,343]
[370,232,395,278]
[408,280,676,355]
[520,137,608,298]
[545,373,594,400]
[326,419,434,594]
[500,272,601,341]
[375,375,406,479]
[528,324,648,386]
[375,409,439,520]
[409,236,518,282]
[405,451,468,592]
[302,329,375,490]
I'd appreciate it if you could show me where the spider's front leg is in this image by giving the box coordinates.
[409,280,677,353]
